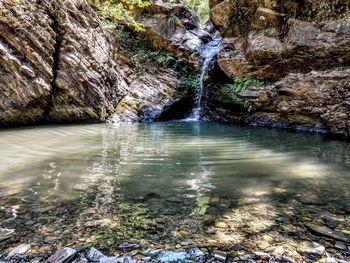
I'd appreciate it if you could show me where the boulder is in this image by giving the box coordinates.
[216,17,350,81]
[205,69,350,138]
[0,0,128,126]
[138,0,211,64]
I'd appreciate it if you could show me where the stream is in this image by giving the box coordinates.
[0,122,349,261]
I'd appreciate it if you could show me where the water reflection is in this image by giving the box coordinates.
[0,122,349,257]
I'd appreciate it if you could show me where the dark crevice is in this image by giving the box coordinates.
[42,4,63,123]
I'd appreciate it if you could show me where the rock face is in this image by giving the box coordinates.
[207,0,350,138]
[0,0,189,126]
[137,0,212,65]
[206,69,350,138]
[0,0,128,126]
[109,64,193,122]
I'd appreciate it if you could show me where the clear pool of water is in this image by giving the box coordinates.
[0,122,349,258]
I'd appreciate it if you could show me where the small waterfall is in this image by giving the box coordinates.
[187,32,222,121]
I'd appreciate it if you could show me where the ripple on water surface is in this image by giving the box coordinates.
[0,122,350,258]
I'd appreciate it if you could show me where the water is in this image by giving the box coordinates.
[187,33,222,121]
[0,122,350,257]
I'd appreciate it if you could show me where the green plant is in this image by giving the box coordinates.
[87,0,149,31]
[183,74,200,90]
[231,77,263,93]
[182,0,209,23]
[115,29,198,86]
[220,77,263,112]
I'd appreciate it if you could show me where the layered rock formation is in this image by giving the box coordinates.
[0,0,129,126]
[207,0,350,138]
[137,0,212,66]
[0,0,190,126]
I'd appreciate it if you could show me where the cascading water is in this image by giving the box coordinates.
[186,32,222,121]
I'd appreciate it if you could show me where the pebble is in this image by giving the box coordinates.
[254,251,270,260]
[296,195,326,205]
[87,247,105,261]
[239,254,251,261]
[305,223,350,243]
[48,247,76,263]
[257,241,270,250]
[335,241,347,250]
[118,242,140,249]
[273,246,285,256]
[276,255,295,263]
[99,256,118,263]
[229,244,245,251]
[213,250,227,262]
[6,244,31,259]
[297,241,325,256]
[214,221,228,228]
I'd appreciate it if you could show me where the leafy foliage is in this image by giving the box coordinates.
[87,0,149,31]
[230,77,263,93]
[181,0,209,23]
[220,77,263,112]
[117,29,199,88]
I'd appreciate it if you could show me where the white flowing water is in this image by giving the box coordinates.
[187,33,222,121]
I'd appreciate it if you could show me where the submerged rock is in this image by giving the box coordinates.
[305,223,350,243]
[297,241,325,256]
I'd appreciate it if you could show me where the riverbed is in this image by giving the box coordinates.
[0,122,349,262]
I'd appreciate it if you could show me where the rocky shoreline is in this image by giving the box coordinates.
[2,237,350,262]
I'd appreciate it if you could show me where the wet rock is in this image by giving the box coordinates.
[138,0,211,64]
[99,256,118,263]
[335,241,347,251]
[118,242,140,249]
[254,251,270,260]
[87,247,105,261]
[203,215,215,226]
[239,254,252,261]
[157,251,187,262]
[6,244,31,259]
[297,241,325,256]
[296,195,326,205]
[31,257,43,263]
[213,250,227,262]
[0,228,14,243]
[343,205,350,214]
[48,247,76,263]
[121,255,136,263]
[322,215,341,229]
[275,255,296,263]
[229,244,245,251]
[317,258,338,263]
[25,220,37,226]
[143,193,161,201]
[305,223,350,243]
